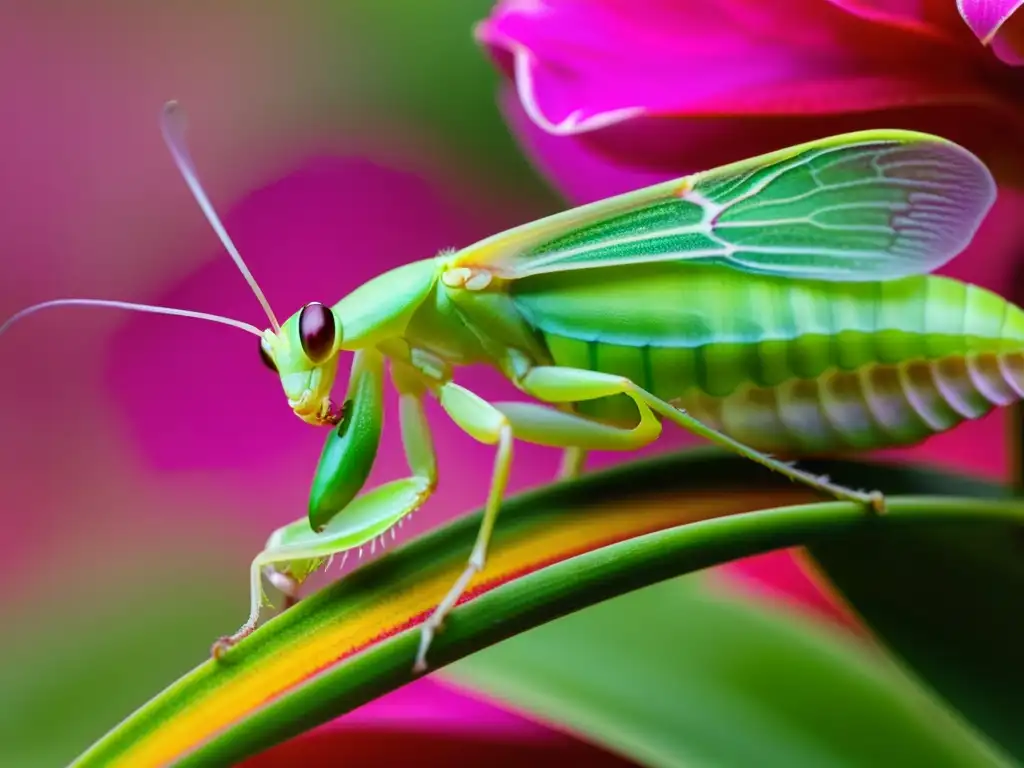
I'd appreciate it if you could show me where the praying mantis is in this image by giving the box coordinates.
[3,101,1022,674]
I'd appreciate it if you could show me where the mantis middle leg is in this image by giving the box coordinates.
[517,366,885,512]
[558,446,588,480]
[413,380,663,672]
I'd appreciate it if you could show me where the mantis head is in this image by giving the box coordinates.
[259,302,346,426]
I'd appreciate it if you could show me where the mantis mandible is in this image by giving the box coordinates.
[3,102,1020,674]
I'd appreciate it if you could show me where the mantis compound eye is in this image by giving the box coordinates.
[298,301,337,364]
[258,338,278,373]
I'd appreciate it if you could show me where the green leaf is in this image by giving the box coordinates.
[807,515,1024,760]
[447,574,1013,768]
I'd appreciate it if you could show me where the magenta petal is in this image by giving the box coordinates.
[244,678,633,767]
[340,677,558,738]
[498,87,675,204]
[715,551,863,631]
[990,27,1024,60]
[477,0,975,135]
[958,0,1024,44]
[476,0,844,133]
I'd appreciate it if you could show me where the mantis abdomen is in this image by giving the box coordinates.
[510,263,1024,453]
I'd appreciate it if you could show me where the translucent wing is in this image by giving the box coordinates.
[451,130,995,282]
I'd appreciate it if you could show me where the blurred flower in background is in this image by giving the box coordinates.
[242,676,637,767]
[2,1,1021,766]
[476,0,1024,620]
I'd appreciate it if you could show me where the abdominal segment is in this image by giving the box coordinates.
[676,351,1024,454]
[542,327,1024,454]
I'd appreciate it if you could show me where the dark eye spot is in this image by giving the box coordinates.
[259,339,277,373]
[299,302,337,363]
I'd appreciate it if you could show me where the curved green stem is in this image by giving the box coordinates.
[71,450,1018,768]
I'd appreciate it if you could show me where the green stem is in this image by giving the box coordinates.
[71,451,1019,767]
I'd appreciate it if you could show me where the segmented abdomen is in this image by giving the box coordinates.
[678,351,1024,453]
[511,264,1024,453]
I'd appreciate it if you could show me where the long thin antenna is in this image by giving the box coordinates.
[0,298,264,339]
[160,101,282,334]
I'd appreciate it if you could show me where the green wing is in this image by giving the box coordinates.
[453,130,995,282]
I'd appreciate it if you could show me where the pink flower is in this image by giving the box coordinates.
[958,0,1024,63]
[240,678,635,767]
[476,0,1024,618]
[476,1,1024,209]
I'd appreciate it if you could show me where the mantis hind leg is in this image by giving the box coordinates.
[519,366,885,513]
[417,382,512,674]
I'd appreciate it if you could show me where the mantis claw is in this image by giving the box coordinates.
[413,616,450,675]
[412,639,431,675]
[413,553,484,674]
[211,636,234,659]
[413,620,437,674]
[211,628,251,660]
[211,565,303,663]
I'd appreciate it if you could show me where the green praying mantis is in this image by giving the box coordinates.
[3,101,1022,674]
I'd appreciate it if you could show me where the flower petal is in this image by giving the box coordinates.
[477,0,982,136]
[957,0,1024,44]
[497,87,672,203]
[970,0,1024,63]
[340,677,559,737]
[499,80,1024,203]
[243,721,633,768]
[714,551,866,632]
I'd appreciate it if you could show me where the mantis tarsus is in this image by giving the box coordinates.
[3,101,1020,674]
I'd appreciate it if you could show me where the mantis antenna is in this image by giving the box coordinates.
[0,101,279,341]
[160,100,282,335]
[0,299,264,339]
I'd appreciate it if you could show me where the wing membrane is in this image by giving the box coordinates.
[452,130,995,282]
